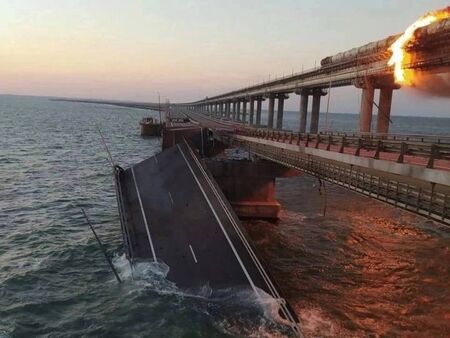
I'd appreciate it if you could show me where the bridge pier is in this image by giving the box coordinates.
[276,94,288,130]
[205,159,298,219]
[256,97,263,126]
[267,94,275,129]
[226,101,231,119]
[377,87,393,134]
[310,89,323,133]
[249,98,255,125]
[236,100,241,121]
[298,90,309,133]
[231,101,235,120]
[219,102,224,118]
[242,98,247,123]
[359,85,375,133]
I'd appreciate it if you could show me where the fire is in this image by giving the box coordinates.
[388,7,450,85]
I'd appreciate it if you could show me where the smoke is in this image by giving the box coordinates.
[411,72,450,97]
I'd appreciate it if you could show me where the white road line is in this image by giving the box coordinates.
[177,144,260,299]
[131,167,157,262]
[188,244,198,263]
[168,191,174,205]
[184,141,303,336]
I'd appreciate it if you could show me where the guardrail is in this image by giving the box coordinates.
[237,128,450,169]
[228,136,450,227]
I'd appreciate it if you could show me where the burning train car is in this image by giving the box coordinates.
[320,16,450,78]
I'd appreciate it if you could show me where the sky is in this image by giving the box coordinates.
[1,0,449,116]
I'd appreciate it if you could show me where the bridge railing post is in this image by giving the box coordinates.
[397,142,408,163]
[339,136,346,153]
[426,144,440,169]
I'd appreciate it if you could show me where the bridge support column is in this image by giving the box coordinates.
[359,86,375,133]
[205,160,298,219]
[299,90,309,133]
[376,87,393,134]
[230,101,234,120]
[242,99,247,123]
[310,90,322,133]
[226,101,231,119]
[249,98,255,125]
[219,102,224,118]
[267,94,275,129]
[276,94,288,130]
[256,97,263,126]
[236,100,241,121]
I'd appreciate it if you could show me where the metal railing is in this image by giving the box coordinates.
[227,136,450,227]
[237,128,450,169]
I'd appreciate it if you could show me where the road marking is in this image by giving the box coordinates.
[177,144,259,298]
[184,140,302,336]
[168,191,174,205]
[131,167,157,262]
[154,156,158,164]
[188,244,198,263]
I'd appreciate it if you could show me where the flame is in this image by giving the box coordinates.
[388,7,450,85]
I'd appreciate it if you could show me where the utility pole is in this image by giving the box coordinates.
[157,92,162,124]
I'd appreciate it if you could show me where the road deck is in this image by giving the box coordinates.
[116,141,300,333]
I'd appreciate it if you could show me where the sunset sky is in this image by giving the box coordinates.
[1,0,449,116]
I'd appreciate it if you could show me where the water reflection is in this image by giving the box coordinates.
[244,175,450,337]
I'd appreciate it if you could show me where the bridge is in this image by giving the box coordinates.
[174,18,450,134]
[61,16,449,337]
[163,18,450,227]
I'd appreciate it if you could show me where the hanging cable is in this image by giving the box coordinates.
[81,208,122,283]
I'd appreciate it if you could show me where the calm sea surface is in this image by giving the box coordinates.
[1,95,449,337]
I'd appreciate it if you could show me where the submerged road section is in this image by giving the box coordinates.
[115,140,302,336]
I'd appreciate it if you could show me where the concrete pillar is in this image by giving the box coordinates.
[231,101,236,120]
[359,86,375,133]
[376,87,393,134]
[276,95,287,130]
[242,99,247,123]
[299,91,308,133]
[226,101,230,118]
[310,90,321,133]
[236,100,241,121]
[219,102,224,117]
[256,98,262,126]
[249,98,255,125]
[267,94,275,129]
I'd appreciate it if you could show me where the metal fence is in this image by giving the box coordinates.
[238,128,450,169]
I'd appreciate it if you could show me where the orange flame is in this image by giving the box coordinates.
[388,7,450,85]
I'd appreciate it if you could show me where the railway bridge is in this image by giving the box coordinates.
[166,18,450,227]
[174,18,450,135]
